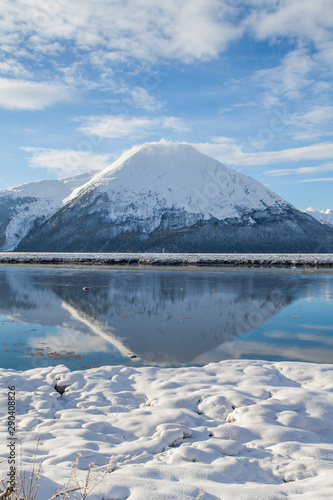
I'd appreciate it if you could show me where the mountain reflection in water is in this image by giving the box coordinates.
[0,267,332,369]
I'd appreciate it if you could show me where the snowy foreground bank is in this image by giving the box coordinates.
[1,360,333,499]
[1,252,333,267]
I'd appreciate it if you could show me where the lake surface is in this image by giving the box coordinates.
[0,266,332,371]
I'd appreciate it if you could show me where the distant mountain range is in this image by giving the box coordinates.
[0,171,94,251]
[304,207,333,227]
[1,143,333,253]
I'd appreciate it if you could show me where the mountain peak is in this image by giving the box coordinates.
[64,141,287,223]
[83,141,214,183]
[117,141,200,159]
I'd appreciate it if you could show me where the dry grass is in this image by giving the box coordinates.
[51,452,117,500]
[0,438,117,500]
[0,437,41,500]
[196,488,205,500]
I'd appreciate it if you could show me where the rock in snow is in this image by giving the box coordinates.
[0,360,332,499]
[1,143,333,252]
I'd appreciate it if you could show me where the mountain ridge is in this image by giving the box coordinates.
[0,171,95,251]
[305,207,333,227]
[1,143,333,253]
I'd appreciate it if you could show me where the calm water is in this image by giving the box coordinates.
[0,266,332,371]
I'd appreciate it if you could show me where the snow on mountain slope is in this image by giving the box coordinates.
[64,142,290,228]
[0,171,94,251]
[305,207,333,226]
[15,142,333,253]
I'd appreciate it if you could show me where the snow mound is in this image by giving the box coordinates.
[1,360,332,499]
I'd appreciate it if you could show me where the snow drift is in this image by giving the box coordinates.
[0,360,332,499]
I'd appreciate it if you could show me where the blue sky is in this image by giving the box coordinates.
[0,0,332,210]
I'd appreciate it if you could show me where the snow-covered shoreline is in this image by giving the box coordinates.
[1,252,333,267]
[1,360,332,499]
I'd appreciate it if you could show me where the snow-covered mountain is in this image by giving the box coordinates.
[0,171,94,251]
[4,142,333,252]
[304,207,333,227]
[62,142,289,225]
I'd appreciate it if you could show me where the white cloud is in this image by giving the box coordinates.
[247,0,333,47]
[78,115,189,139]
[0,0,243,65]
[1,0,332,112]
[245,1,333,106]
[122,87,162,112]
[249,142,333,165]
[192,137,244,166]
[252,48,316,104]
[299,177,333,183]
[28,329,111,354]
[301,324,333,331]
[22,148,111,176]
[265,163,333,176]
[194,139,333,167]
[3,0,332,71]
[0,78,72,110]
[0,59,31,78]
[286,106,333,140]
[297,106,333,125]
[161,117,189,132]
